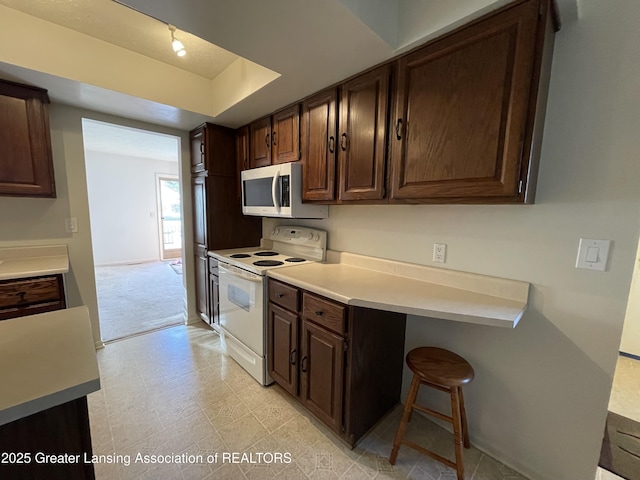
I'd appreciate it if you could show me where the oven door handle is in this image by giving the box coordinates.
[218,264,262,283]
[271,171,281,214]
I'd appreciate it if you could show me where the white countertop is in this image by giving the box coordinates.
[0,306,100,426]
[0,245,69,280]
[267,252,529,328]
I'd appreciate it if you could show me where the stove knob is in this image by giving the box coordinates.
[307,233,314,240]
[314,234,321,241]
[272,228,280,236]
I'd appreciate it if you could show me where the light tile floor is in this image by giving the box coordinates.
[595,355,640,480]
[88,323,530,480]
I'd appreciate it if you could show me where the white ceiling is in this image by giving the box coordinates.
[0,0,578,132]
[0,0,239,80]
[81,119,180,162]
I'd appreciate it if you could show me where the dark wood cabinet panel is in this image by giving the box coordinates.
[301,88,338,202]
[190,123,261,324]
[235,126,249,199]
[0,80,55,198]
[300,318,344,433]
[191,176,207,247]
[272,105,300,165]
[266,278,406,447]
[0,274,66,320]
[249,116,272,168]
[208,258,220,330]
[389,0,542,202]
[190,126,206,174]
[268,303,299,396]
[195,249,209,323]
[0,396,95,480]
[338,65,390,201]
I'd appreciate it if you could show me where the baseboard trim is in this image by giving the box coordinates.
[620,351,640,361]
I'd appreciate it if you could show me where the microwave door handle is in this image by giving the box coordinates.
[271,171,281,213]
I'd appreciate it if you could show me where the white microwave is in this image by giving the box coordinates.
[241,163,328,218]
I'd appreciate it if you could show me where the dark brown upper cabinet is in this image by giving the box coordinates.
[0,80,55,198]
[338,65,391,201]
[190,125,206,174]
[301,88,338,202]
[248,106,301,169]
[249,116,272,168]
[389,0,555,203]
[272,104,301,164]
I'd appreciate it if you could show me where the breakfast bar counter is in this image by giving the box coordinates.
[0,245,69,281]
[267,252,529,328]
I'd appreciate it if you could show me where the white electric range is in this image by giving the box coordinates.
[209,226,327,385]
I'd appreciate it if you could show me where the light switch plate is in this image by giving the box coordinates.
[65,217,78,233]
[576,238,610,271]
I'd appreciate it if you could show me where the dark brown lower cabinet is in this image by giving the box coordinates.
[267,278,406,446]
[0,397,95,480]
[208,257,220,331]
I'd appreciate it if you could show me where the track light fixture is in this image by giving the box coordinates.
[168,24,186,57]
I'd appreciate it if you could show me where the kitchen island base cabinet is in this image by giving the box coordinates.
[0,396,95,480]
[267,279,406,447]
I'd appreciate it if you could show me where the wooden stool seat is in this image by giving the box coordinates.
[390,347,474,480]
[406,347,474,387]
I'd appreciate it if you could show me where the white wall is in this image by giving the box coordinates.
[0,104,195,345]
[265,1,640,479]
[620,240,640,356]
[85,151,178,266]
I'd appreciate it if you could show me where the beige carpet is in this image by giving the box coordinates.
[95,261,185,341]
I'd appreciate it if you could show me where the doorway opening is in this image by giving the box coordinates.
[82,119,186,342]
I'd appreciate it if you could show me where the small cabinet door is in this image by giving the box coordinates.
[249,116,272,168]
[389,0,539,202]
[338,65,390,201]
[190,126,206,174]
[301,88,338,202]
[236,126,249,199]
[272,105,300,165]
[268,303,299,396]
[300,319,344,433]
[195,248,209,322]
[191,176,207,247]
[0,81,55,198]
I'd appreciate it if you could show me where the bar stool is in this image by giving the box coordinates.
[389,347,474,480]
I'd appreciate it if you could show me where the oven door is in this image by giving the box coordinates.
[218,263,264,356]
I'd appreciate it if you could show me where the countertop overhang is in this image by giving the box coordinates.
[0,306,100,426]
[0,245,69,280]
[267,252,529,328]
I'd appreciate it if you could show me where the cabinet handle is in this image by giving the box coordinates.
[290,349,297,365]
[395,119,403,140]
[16,291,27,303]
[276,293,284,298]
[328,136,335,154]
[272,131,277,145]
[200,142,205,154]
[340,133,347,151]
[301,356,308,372]
[265,133,270,148]
[315,310,323,316]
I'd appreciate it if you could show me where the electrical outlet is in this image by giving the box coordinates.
[433,243,446,263]
[65,217,78,233]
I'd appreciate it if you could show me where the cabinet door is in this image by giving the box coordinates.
[0,81,55,198]
[190,125,206,174]
[300,319,344,433]
[338,65,390,201]
[272,105,300,165]
[195,247,209,322]
[236,126,249,200]
[209,273,219,329]
[389,0,539,202]
[191,175,207,247]
[249,116,272,168]
[268,303,299,396]
[301,88,338,202]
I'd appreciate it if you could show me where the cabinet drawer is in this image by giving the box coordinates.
[269,279,299,312]
[302,292,345,335]
[0,277,62,309]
